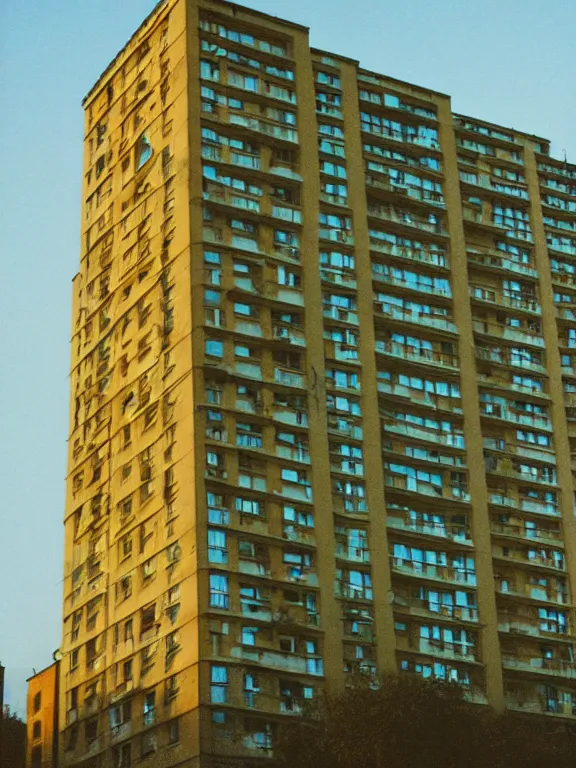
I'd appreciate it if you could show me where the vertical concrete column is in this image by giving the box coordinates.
[339,61,397,674]
[436,99,505,711]
[524,147,576,607]
[293,36,344,689]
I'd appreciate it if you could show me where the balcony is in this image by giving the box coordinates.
[474,346,546,373]
[417,639,477,663]
[376,340,458,370]
[323,305,359,325]
[228,113,299,143]
[479,404,551,430]
[372,267,451,298]
[502,656,576,678]
[490,522,563,545]
[493,547,565,572]
[276,444,310,464]
[392,594,478,622]
[476,372,548,398]
[386,514,471,545]
[374,303,457,333]
[320,269,357,290]
[498,613,570,639]
[482,439,556,464]
[390,556,476,586]
[484,457,556,486]
[370,242,448,269]
[470,288,541,315]
[496,582,569,606]
[273,326,306,346]
[472,320,545,348]
[274,369,305,388]
[383,420,465,450]
[377,380,463,415]
[467,248,538,278]
[367,204,447,236]
[506,692,576,719]
[365,173,445,207]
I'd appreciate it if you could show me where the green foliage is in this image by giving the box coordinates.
[1,709,26,768]
[273,675,576,768]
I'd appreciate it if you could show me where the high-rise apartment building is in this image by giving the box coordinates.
[60,0,576,765]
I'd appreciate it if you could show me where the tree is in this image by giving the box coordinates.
[273,675,576,768]
[1,707,26,768]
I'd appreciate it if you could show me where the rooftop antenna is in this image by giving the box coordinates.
[563,149,568,166]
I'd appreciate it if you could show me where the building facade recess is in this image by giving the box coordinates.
[59,0,576,765]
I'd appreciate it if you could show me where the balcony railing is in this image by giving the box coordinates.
[383,421,465,449]
[386,514,472,544]
[367,205,447,236]
[374,303,457,333]
[390,556,476,585]
[490,522,562,544]
[376,340,458,369]
[467,248,538,278]
[370,243,448,269]
[385,475,470,503]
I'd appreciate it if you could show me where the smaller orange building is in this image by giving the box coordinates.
[26,659,59,768]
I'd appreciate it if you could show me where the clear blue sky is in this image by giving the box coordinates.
[1,0,575,719]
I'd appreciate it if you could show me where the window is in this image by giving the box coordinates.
[123,659,133,682]
[169,718,180,744]
[208,529,228,563]
[31,746,42,767]
[109,700,132,734]
[210,573,229,608]
[113,742,131,768]
[236,496,262,516]
[211,665,228,703]
[33,720,41,739]
[242,626,258,646]
[200,59,220,81]
[33,692,41,713]
[143,691,156,725]
[206,339,224,357]
[137,134,152,169]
